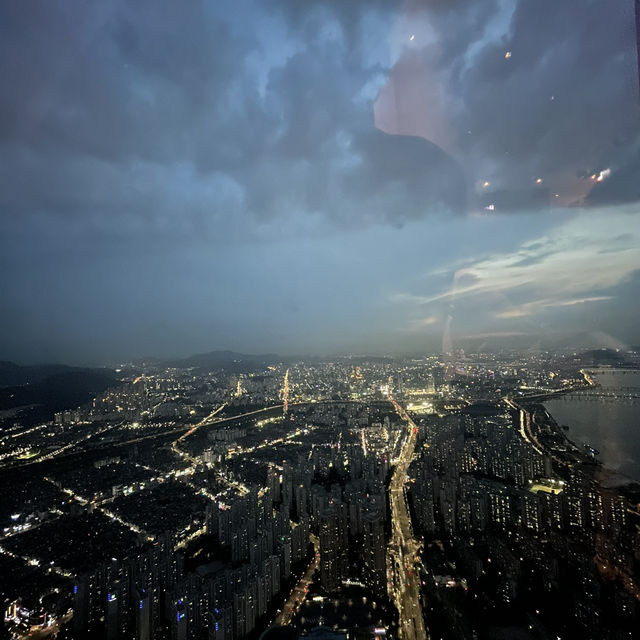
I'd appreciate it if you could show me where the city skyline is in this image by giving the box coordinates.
[2,2,640,639]
[2,352,639,640]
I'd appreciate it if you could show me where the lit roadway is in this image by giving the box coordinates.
[177,402,228,443]
[282,369,290,415]
[388,396,428,640]
[504,398,544,456]
[505,396,572,467]
[274,533,319,626]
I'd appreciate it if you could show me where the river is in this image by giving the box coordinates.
[544,369,640,483]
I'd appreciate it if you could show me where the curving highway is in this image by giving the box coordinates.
[387,396,428,640]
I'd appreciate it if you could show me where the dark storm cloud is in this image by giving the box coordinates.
[1,0,640,364]
[449,0,640,211]
[374,0,640,213]
[2,0,443,238]
[1,0,638,242]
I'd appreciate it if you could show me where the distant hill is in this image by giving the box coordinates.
[578,349,637,367]
[166,350,283,373]
[0,361,98,388]
[333,354,395,364]
[0,365,118,422]
[167,350,398,371]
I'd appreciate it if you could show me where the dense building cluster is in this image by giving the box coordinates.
[1,351,639,640]
[408,408,638,638]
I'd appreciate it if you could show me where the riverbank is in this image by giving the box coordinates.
[545,368,640,483]
[520,401,640,504]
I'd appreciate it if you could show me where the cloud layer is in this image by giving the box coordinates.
[392,206,640,344]
[0,0,639,361]
[1,0,638,239]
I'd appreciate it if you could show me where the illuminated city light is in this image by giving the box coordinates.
[1,353,636,639]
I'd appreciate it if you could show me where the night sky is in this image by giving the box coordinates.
[1,0,639,364]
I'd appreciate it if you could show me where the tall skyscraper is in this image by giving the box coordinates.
[319,507,342,593]
[360,508,386,595]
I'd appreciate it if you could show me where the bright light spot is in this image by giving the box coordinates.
[482,180,491,188]
[409,34,415,41]
[484,204,495,211]
[505,51,512,59]
[536,177,543,184]
[596,168,611,182]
